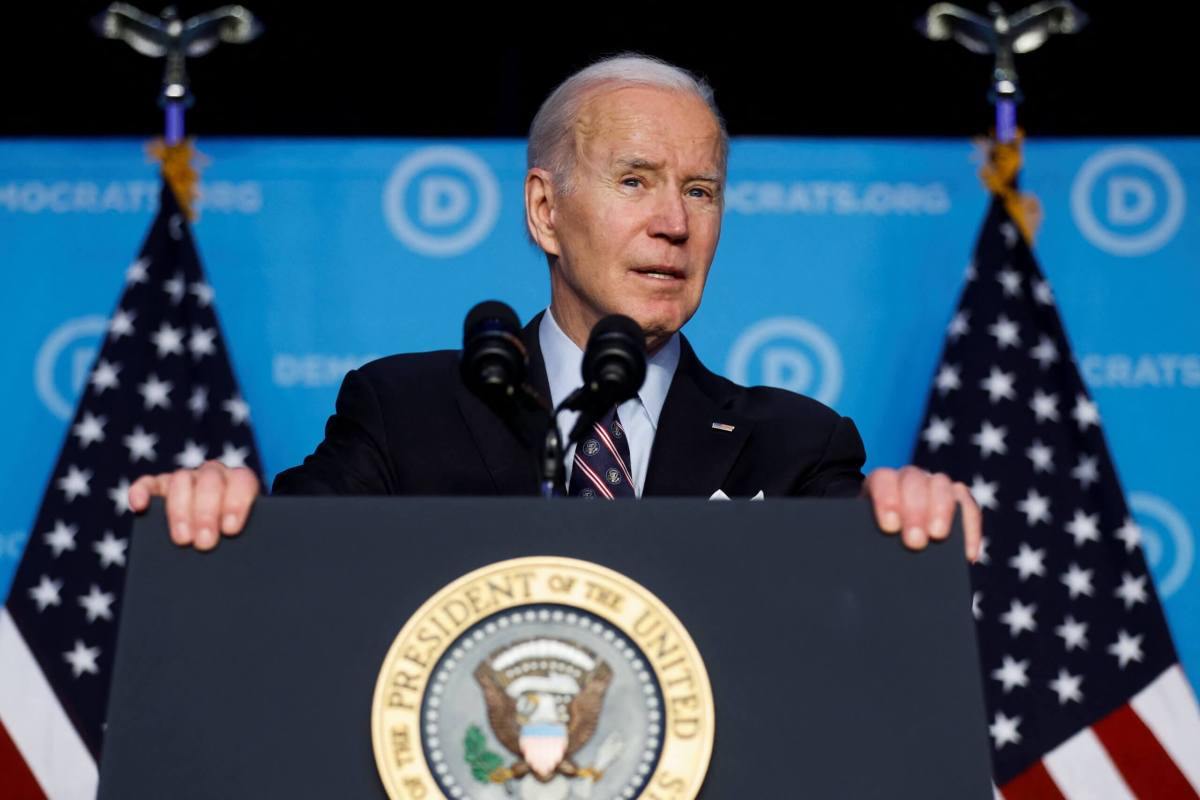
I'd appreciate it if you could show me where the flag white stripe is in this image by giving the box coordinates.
[992,783,1004,800]
[1043,727,1136,800]
[0,608,98,799]
[1130,664,1200,793]
[573,455,613,499]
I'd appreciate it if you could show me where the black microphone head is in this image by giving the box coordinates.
[463,300,520,340]
[461,300,526,401]
[582,314,647,406]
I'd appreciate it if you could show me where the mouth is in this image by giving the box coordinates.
[631,265,686,281]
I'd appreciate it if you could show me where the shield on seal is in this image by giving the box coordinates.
[518,722,569,777]
[475,637,613,780]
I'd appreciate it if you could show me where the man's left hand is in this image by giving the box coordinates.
[862,466,982,562]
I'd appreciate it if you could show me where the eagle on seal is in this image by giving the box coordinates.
[474,637,614,783]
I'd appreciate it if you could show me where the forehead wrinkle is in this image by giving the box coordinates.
[605,142,722,181]
[570,84,724,182]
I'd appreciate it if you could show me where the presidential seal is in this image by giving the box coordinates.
[371,557,714,800]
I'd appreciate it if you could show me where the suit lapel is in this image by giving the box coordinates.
[455,319,749,497]
[523,311,552,408]
[643,337,753,497]
[454,313,552,495]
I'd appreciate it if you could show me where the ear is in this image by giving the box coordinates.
[524,168,561,258]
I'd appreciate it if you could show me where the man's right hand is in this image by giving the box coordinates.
[129,461,261,551]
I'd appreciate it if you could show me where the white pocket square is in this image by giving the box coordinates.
[710,489,765,501]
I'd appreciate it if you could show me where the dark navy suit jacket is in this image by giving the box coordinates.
[272,315,866,498]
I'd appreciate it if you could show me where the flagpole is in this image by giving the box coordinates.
[991,48,1019,145]
[917,2,1087,145]
[918,1,1087,239]
[163,46,189,146]
[92,4,262,146]
[164,102,185,145]
[93,4,261,213]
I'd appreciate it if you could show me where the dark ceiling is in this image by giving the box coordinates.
[3,1,1196,138]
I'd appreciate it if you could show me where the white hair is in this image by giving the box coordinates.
[527,53,728,193]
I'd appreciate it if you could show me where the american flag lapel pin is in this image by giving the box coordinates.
[711,422,735,432]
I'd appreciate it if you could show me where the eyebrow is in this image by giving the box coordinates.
[614,156,722,184]
[614,156,663,172]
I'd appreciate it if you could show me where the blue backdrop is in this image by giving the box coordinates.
[1,137,1195,682]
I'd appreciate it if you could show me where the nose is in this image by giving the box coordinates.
[647,188,689,243]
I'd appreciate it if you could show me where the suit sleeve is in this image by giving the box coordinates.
[271,368,398,495]
[792,415,866,498]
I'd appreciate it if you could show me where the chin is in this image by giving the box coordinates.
[606,293,695,341]
[628,309,688,346]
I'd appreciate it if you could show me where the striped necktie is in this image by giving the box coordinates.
[568,407,635,498]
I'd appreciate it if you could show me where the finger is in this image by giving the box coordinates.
[219,468,261,536]
[953,482,984,562]
[129,473,170,512]
[191,462,228,551]
[166,470,195,546]
[864,468,901,534]
[926,473,955,541]
[897,466,931,551]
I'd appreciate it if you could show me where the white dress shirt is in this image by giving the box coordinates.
[539,308,680,497]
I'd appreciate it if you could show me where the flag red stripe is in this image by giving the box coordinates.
[1002,759,1067,800]
[0,720,47,800]
[1094,704,1199,799]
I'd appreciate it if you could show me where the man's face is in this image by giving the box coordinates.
[536,84,725,351]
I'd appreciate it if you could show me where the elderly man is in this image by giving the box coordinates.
[130,54,981,558]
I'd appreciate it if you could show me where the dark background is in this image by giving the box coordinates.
[2,1,1196,137]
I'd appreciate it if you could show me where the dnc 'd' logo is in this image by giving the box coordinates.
[382,146,501,258]
[36,315,109,420]
[1130,492,1194,601]
[372,557,713,800]
[726,316,843,407]
[1070,145,1186,257]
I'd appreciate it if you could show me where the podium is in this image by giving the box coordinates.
[99,497,993,799]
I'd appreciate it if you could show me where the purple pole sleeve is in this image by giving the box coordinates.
[165,102,185,145]
[995,99,1017,145]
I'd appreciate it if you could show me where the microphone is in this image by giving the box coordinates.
[562,314,647,444]
[461,301,562,497]
[460,301,527,403]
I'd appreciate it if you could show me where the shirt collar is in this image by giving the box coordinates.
[539,308,680,430]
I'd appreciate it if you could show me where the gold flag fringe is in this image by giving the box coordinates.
[978,130,1042,244]
[145,138,207,220]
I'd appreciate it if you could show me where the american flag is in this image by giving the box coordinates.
[0,182,262,798]
[912,190,1200,797]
